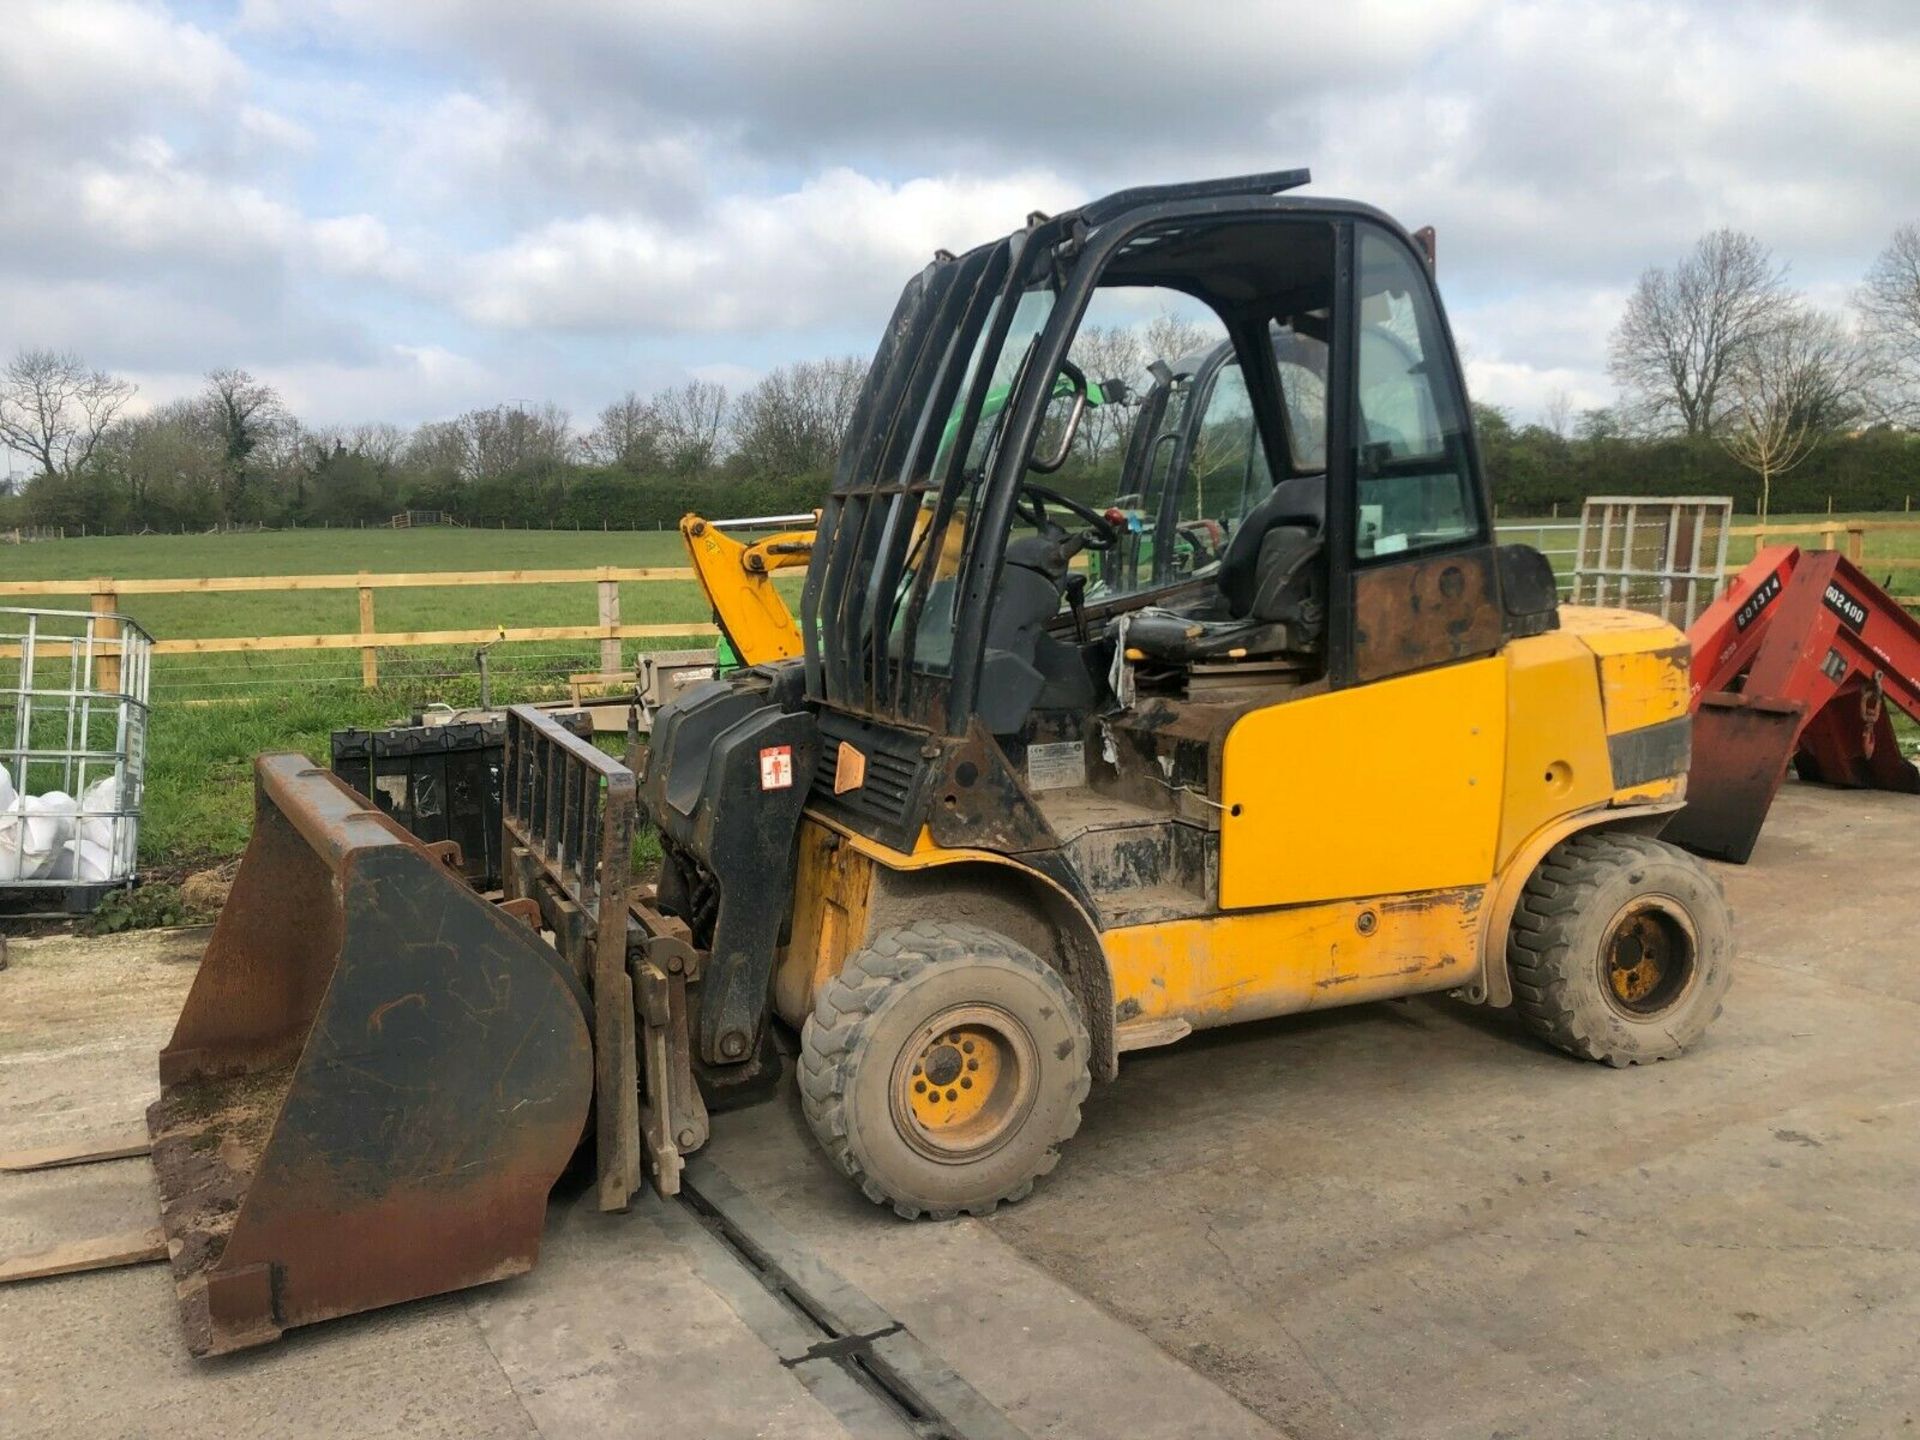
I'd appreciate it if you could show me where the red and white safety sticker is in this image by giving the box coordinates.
[758,744,794,790]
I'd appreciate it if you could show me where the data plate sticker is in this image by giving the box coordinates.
[1027,740,1087,791]
[759,744,794,790]
[1734,571,1782,630]
[1822,581,1868,631]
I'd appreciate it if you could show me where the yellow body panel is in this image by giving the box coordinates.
[1105,887,1482,1031]
[1558,606,1691,735]
[780,606,1697,1054]
[774,819,877,1028]
[1219,656,1507,908]
[1495,631,1615,865]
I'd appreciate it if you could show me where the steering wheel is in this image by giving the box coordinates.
[1016,481,1120,552]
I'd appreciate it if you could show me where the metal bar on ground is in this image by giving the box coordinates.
[676,1158,1029,1440]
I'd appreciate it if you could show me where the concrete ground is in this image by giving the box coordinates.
[2,781,1916,1439]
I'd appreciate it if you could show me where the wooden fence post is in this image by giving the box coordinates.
[1847,527,1865,564]
[597,570,622,678]
[1819,525,1838,552]
[90,580,121,694]
[358,576,378,689]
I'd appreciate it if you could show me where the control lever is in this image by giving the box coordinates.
[1063,572,1089,643]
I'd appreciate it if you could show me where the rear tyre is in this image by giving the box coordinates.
[798,920,1090,1219]
[1509,832,1733,1067]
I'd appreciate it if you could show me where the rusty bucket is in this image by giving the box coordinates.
[1665,692,1807,864]
[149,755,592,1356]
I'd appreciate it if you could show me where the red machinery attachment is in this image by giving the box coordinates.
[1668,546,1920,862]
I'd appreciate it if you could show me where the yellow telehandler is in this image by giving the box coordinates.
[120,169,1731,1354]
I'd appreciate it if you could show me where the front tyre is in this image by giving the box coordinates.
[798,921,1090,1219]
[1509,833,1733,1067]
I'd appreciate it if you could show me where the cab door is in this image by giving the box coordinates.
[1219,220,1507,910]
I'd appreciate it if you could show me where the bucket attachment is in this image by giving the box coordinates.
[1664,693,1806,863]
[1676,548,1920,862]
[149,755,592,1357]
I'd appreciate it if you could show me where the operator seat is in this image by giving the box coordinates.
[1122,474,1326,663]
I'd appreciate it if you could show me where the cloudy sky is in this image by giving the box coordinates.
[4,0,1916,436]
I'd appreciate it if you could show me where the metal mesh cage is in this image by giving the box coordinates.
[1,606,153,909]
[1570,497,1734,630]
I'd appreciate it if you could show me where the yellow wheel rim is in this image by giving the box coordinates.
[1600,897,1698,1017]
[890,1003,1037,1163]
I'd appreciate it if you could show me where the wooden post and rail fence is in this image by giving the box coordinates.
[2,519,1917,694]
[0,566,718,692]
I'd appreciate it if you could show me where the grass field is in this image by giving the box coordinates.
[2,526,720,874]
[3,514,1915,881]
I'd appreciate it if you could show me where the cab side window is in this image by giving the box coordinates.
[1353,228,1480,560]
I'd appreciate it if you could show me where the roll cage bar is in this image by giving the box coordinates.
[801,168,1497,733]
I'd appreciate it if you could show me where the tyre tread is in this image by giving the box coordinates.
[799,919,1090,1220]
[1507,832,1730,1066]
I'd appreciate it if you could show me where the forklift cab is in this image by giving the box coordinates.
[804,168,1553,747]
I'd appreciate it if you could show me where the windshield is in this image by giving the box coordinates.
[892,285,1056,675]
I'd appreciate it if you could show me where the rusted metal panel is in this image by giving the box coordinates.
[1663,694,1805,863]
[149,755,593,1357]
[1351,549,1503,684]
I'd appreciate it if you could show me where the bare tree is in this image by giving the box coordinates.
[1144,309,1213,369]
[346,422,411,467]
[580,391,664,471]
[405,420,469,483]
[1610,229,1789,435]
[453,403,573,484]
[652,380,730,474]
[202,369,288,519]
[1718,306,1866,523]
[732,357,867,477]
[92,399,224,525]
[1541,387,1574,439]
[1859,223,1920,423]
[0,348,137,479]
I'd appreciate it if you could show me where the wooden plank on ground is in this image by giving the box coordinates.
[0,1227,168,1284]
[0,1133,151,1172]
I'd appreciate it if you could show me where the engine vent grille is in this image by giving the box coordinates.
[808,709,930,849]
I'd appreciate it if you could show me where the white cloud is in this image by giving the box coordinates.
[251,344,501,424]
[7,0,1920,431]
[1,1,244,128]
[457,167,1083,333]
